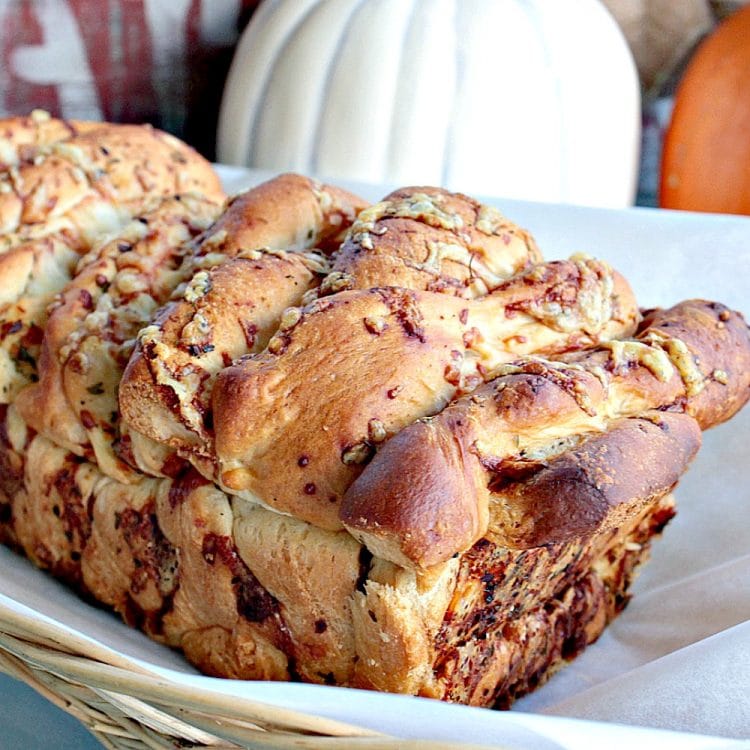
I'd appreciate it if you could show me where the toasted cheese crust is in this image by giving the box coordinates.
[211,254,639,530]
[342,300,750,567]
[117,175,367,463]
[14,195,222,480]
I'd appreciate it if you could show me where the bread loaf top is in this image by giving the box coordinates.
[2,117,746,579]
[341,299,750,567]
[114,174,749,560]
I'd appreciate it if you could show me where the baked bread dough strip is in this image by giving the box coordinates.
[342,299,750,567]
[14,195,222,480]
[118,174,367,463]
[0,121,222,240]
[324,185,543,297]
[210,256,638,531]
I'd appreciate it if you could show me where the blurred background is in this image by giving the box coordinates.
[0,0,747,211]
[0,0,261,155]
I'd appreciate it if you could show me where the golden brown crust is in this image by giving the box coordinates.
[117,175,367,464]
[485,411,701,548]
[211,257,638,530]
[342,300,750,567]
[120,250,326,456]
[0,111,102,169]
[213,288,469,529]
[636,301,750,428]
[0,122,223,236]
[205,173,367,256]
[327,186,542,296]
[14,195,222,478]
[341,418,489,565]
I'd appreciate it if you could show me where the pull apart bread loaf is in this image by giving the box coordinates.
[1,116,749,708]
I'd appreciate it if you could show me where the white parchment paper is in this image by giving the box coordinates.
[1,167,748,749]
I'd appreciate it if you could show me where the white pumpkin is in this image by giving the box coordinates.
[218,0,641,208]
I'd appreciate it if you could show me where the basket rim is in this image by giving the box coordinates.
[0,591,521,749]
[0,596,379,737]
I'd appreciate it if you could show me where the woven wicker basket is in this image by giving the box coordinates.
[0,596,510,750]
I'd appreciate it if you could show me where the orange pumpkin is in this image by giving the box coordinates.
[660,5,750,214]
